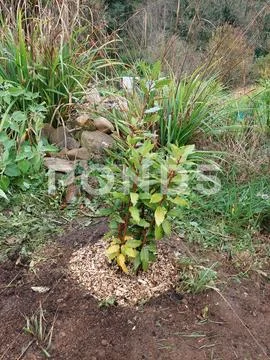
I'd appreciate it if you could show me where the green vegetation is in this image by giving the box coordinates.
[104,138,197,272]
[177,258,217,294]
[177,175,270,252]
[0,0,269,279]
[0,80,53,199]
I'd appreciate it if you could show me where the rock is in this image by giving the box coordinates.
[101,339,108,346]
[53,148,68,158]
[102,95,129,112]
[44,158,75,173]
[94,117,114,134]
[81,131,114,154]
[65,184,80,204]
[84,87,101,105]
[66,147,90,160]
[48,126,67,145]
[121,76,134,93]
[49,126,80,150]
[75,115,96,131]
[41,123,55,140]
[57,137,80,150]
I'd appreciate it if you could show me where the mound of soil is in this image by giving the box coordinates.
[0,221,270,360]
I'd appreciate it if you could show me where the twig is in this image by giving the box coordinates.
[208,286,268,357]
[16,340,34,360]
[0,273,20,295]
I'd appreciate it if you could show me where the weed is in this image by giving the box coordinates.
[98,297,116,308]
[177,258,217,294]
[23,304,56,358]
[0,188,66,263]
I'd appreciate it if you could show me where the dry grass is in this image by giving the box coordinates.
[123,0,203,77]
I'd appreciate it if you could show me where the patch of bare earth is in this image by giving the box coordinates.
[0,222,270,360]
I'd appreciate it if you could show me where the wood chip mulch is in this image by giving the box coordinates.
[68,239,179,306]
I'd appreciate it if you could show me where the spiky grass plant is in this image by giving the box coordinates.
[106,62,224,147]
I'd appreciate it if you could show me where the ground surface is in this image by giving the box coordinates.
[0,222,270,360]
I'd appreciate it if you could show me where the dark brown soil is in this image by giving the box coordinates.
[1,222,270,360]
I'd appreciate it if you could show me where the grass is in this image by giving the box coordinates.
[177,257,218,294]
[0,186,66,263]
[23,303,56,359]
[0,6,116,123]
[176,174,270,253]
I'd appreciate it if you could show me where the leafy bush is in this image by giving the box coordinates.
[0,80,54,199]
[103,135,198,272]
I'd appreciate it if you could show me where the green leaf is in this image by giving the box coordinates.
[105,244,120,260]
[129,206,141,223]
[122,245,137,258]
[171,196,188,206]
[154,225,164,240]
[137,219,150,228]
[150,193,163,203]
[12,111,27,123]
[168,208,183,217]
[0,189,8,200]
[140,247,150,271]
[162,219,172,235]
[154,206,167,226]
[139,193,151,200]
[106,244,120,256]
[130,192,139,206]
[17,159,31,174]
[4,164,20,177]
[138,141,154,156]
[126,239,142,248]
[134,253,142,271]
[0,176,10,191]
[112,192,129,202]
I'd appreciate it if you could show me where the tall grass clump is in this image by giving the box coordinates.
[0,0,116,123]
[159,71,223,147]
[108,62,224,148]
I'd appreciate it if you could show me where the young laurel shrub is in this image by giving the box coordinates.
[104,135,197,273]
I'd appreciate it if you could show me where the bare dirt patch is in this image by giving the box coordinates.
[0,221,270,360]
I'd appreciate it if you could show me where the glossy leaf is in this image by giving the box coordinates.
[150,193,163,203]
[126,239,142,248]
[129,206,141,223]
[140,247,150,271]
[154,225,164,240]
[155,206,167,226]
[162,219,172,235]
[106,244,120,254]
[130,192,139,206]
[0,189,8,200]
[122,245,137,258]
